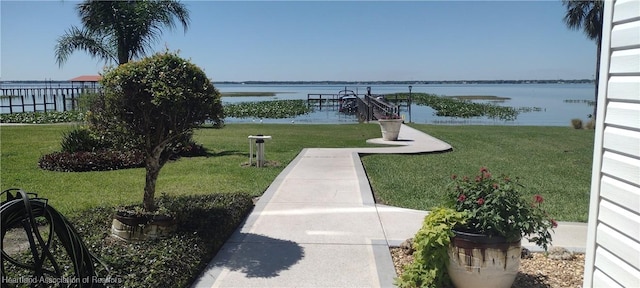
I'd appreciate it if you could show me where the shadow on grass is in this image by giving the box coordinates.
[205,150,247,158]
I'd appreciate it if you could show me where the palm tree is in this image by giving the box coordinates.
[562,0,604,119]
[55,0,190,66]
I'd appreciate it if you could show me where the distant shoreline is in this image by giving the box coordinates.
[0,79,594,86]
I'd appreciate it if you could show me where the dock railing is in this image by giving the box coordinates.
[0,86,101,114]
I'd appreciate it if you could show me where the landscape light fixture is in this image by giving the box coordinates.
[408,85,412,123]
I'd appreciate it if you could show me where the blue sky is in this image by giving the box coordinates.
[1,1,597,81]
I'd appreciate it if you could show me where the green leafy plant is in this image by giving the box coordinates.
[448,167,557,249]
[38,150,145,172]
[3,193,253,288]
[396,207,468,288]
[60,127,105,152]
[0,111,86,124]
[571,118,583,129]
[77,92,101,112]
[585,119,596,129]
[100,51,223,212]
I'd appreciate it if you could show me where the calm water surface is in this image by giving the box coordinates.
[218,83,595,126]
[0,82,594,126]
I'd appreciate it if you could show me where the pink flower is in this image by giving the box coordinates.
[534,195,544,204]
[458,194,466,202]
[477,198,485,205]
[480,167,488,173]
[451,174,457,180]
[492,183,499,189]
[475,176,482,183]
[551,219,558,228]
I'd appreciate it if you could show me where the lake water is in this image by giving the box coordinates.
[0,82,595,126]
[218,83,595,126]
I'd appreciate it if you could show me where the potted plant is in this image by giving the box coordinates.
[377,113,403,141]
[112,204,177,242]
[446,167,556,288]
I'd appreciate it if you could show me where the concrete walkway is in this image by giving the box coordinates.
[191,124,588,288]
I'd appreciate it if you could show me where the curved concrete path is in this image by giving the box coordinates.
[191,124,587,288]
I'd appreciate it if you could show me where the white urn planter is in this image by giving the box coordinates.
[111,213,177,242]
[378,118,403,141]
[447,230,521,288]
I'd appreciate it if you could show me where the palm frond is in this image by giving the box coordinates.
[562,0,603,42]
[55,26,117,67]
[58,0,190,65]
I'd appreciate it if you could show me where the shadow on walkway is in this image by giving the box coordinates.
[211,233,305,278]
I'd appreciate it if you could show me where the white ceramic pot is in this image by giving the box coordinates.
[447,230,521,288]
[378,119,402,141]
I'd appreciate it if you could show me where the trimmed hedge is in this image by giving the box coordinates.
[38,143,207,172]
[39,150,145,172]
[0,111,86,124]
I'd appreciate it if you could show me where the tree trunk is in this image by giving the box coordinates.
[593,38,602,120]
[142,146,165,212]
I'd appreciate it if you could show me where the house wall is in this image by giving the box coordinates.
[583,0,640,287]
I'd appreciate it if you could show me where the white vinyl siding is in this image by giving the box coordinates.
[584,0,640,287]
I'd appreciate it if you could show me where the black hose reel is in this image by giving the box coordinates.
[1,188,108,287]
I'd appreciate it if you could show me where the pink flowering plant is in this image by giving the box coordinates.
[448,167,556,250]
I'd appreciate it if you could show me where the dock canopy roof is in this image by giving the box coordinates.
[69,75,102,82]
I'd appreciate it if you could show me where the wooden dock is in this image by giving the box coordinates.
[0,86,100,114]
[307,92,409,122]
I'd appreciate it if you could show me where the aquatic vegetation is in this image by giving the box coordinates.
[449,95,511,101]
[224,100,313,119]
[411,93,522,121]
[0,111,86,123]
[221,92,278,97]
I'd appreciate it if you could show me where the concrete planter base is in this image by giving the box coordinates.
[111,214,176,242]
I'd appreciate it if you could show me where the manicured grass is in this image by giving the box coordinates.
[1,123,594,286]
[361,124,594,222]
[0,123,381,216]
[1,123,594,221]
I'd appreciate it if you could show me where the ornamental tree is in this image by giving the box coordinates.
[100,51,223,211]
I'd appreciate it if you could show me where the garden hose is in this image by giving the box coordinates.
[1,188,108,287]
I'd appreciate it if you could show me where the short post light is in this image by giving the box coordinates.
[408,85,412,123]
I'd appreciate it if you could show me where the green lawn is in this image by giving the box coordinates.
[0,123,381,215]
[1,123,594,221]
[361,125,594,222]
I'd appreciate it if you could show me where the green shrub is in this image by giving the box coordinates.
[0,111,86,124]
[585,119,596,130]
[100,51,224,211]
[396,207,468,288]
[39,145,204,172]
[571,118,583,129]
[77,92,101,112]
[38,150,145,172]
[60,127,105,152]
